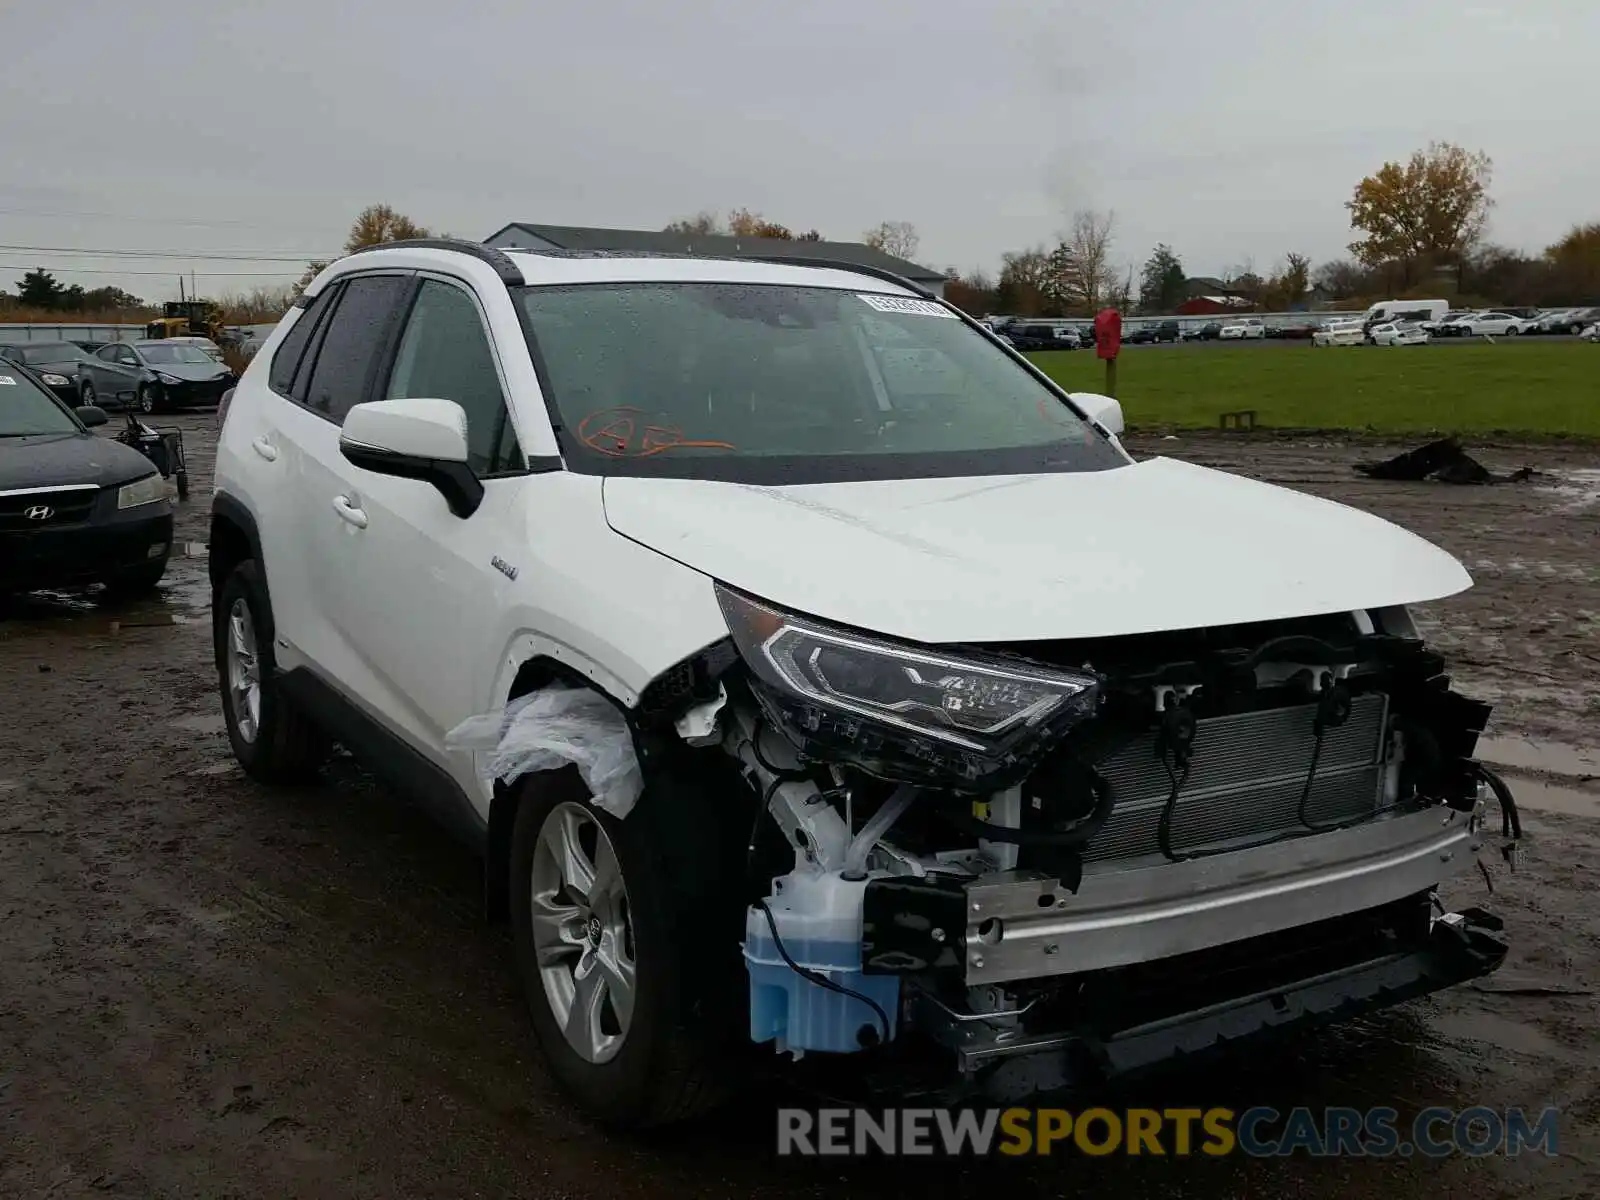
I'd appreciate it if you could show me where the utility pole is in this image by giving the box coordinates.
[178,275,186,303]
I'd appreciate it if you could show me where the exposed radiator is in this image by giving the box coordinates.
[1084,694,1389,862]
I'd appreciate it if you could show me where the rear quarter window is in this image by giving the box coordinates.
[269,289,338,396]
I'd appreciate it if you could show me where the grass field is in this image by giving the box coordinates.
[1028,342,1600,437]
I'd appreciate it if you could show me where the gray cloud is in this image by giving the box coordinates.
[0,0,1593,300]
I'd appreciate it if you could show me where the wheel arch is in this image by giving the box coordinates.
[209,492,264,595]
[481,638,738,923]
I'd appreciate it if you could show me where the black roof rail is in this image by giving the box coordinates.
[761,255,935,299]
[343,238,525,285]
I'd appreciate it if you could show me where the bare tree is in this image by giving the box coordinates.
[1044,210,1117,313]
[862,221,921,262]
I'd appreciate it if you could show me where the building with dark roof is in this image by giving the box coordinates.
[484,222,947,297]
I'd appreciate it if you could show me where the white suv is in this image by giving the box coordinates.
[211,240,1513,1126]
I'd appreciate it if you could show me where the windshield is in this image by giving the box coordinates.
[0,368,80,436]
[137,343,216,364]
[516,283,1123,484]
[17,343,90,366]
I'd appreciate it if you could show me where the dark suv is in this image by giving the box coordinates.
[1001,322,1077,351]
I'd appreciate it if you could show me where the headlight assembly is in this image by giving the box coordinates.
[157,372,182,385]
[717,584,1100,788]
[40,372,70,386]
[116,473,166,509]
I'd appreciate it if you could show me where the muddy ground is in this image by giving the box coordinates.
[2,416,1597,1199]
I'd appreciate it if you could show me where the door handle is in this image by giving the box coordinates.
[251,436,278,462]
[331,495,368,529]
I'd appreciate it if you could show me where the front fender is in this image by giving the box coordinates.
[477,473,730,714]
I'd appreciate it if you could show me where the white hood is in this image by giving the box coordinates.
[602,458,1471,645]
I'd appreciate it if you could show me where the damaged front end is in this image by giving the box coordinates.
[665,586,1515,1099]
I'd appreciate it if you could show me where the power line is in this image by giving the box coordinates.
[0,262,304,277]
[0,242,333,262]
[0,203,338,234]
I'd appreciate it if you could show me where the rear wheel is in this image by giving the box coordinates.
[214,560,327,782]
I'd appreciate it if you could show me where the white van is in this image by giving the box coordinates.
[1363,299,1448,328]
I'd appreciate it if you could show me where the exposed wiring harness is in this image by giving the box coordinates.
[755,898,892,1049]
[1471,761,1523,841]
[1296,679,1354,831]
[1155,700,1197,861]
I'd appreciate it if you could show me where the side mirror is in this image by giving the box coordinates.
[76,404,108,427]
[339,397,483,518]
[1069,391,1124,437]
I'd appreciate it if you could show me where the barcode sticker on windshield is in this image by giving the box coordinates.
[0,376,14,385]
[857,294,956,318]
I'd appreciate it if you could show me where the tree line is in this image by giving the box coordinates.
[0,271,145,315]
[947,142,1597,317]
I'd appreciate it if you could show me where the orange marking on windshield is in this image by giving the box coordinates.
[578,407,736,457]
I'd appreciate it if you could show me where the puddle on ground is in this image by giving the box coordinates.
[1,548,211,635]
[1478,735,1600,779]
[1538,467,1600,514]
[1429,1010,1569,1060]
[1505,778,1599,819]
[169,712,227,736]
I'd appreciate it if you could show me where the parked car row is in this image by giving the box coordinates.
[1423,307,1600,338]
[978,302,1599,349]
[0,338,236,413]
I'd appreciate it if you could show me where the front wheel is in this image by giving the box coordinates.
[80,380,97,407]
[510,766,744,1126]
[137,385,159,414]
[1506,327,1519,337]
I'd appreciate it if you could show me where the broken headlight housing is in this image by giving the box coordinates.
[717,584,1100,789]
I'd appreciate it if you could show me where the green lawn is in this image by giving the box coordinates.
[1027,342,1600,437]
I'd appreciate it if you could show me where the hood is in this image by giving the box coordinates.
[602,458,1471,644]
[0,431,159,491]
[152,362,231,383]
[26,359,83,377]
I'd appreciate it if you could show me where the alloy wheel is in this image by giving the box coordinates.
[225,597,261,743]
[529,801,636,1064]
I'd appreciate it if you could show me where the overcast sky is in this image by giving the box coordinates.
[0,0,1594,302]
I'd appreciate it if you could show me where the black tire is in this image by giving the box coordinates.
[214,560,327,783]
[102,557,168,599]
[175,470,190,501]
[80,380,97,407]
[509,762,746,1127]
[138,385,159,414]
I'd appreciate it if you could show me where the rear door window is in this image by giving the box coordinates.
[300,275,409,421]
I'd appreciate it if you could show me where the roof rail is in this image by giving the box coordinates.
[344,238,525,285]
[761,255,935,299]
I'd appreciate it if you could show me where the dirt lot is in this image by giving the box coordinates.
[2,416,1597,1198]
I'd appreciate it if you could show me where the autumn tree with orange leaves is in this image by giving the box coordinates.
[1346,142,1492,287]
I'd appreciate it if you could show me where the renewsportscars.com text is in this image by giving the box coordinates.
[776,1106,1560,1158]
